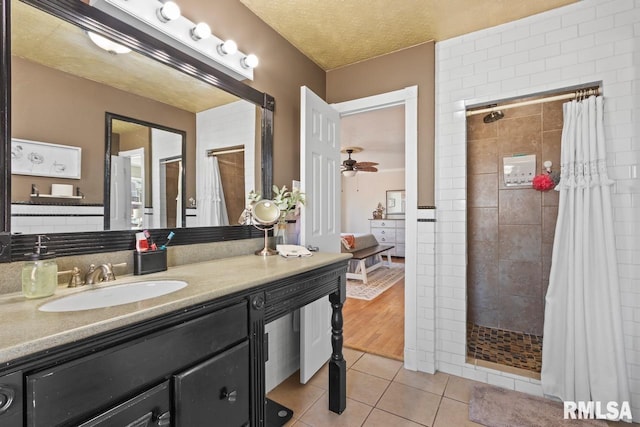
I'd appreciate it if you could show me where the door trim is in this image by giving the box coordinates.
[332,86,418,371]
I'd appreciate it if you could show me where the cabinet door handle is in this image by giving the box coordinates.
[0,385,15,415]
[381,230,385,234]
[220,387,237,403]
[156,411,171,426]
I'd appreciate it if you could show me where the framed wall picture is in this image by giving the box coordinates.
[11,138,81,179]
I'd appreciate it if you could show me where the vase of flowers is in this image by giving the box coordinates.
[273,185,305,245]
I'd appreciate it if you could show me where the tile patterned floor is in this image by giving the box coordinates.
[267,349,632,426]
[267,348,485,427]
[467,323,543,373]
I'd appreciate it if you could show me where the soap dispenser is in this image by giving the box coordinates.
[22,235,58,299]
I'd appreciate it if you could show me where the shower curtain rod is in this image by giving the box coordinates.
[207,145,245,156]
[465,87,601,117]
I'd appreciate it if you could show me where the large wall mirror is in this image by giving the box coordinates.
[1,0,274,261]
[105,113,187,231]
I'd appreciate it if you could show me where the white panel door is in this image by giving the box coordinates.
[299,86,341,383]
[110,155,132,230]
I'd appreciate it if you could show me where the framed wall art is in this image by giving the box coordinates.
[11,138,81,179]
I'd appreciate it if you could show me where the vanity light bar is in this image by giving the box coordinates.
[89,0,256,81]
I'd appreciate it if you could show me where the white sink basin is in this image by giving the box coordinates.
[39,280,188,312]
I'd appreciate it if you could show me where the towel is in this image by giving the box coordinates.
[341,234,355,250]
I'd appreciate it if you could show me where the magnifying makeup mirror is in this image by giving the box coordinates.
[250,199,281,256]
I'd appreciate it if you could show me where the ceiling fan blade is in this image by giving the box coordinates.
[354,161,379,167]
[356,166,378,172]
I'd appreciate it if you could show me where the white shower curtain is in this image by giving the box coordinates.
[200,156,229,226]
[542,95,630,419]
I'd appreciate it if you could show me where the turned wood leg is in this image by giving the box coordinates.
[328,285,346,414]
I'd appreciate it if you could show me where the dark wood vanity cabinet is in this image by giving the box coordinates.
[0,260,348,427]
[25,301,249,427]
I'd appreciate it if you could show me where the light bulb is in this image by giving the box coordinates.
[157,1,181,22]
[87,32,131,55]
[190,22,211,41]
[217,39,238,56]
[241,53,259,69]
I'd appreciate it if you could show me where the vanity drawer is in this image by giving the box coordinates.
[78,381,170,427]
[26,301,248,427]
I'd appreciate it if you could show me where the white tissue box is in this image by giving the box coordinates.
[51,184,73,197]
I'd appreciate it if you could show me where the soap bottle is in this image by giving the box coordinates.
[22,235,58,299]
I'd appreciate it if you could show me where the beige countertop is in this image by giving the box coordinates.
[0,252,351,365]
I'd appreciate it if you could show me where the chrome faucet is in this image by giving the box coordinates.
[84,263,116,285]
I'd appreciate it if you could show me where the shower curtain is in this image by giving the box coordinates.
[542,95,630,419]
[200,156,229,226]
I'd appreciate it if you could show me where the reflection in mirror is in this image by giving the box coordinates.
[386,190,406,218]
[9,0,260,235]
[107,115,184,230]
[197,101,256,227]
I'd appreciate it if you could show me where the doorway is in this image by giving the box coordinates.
[332,86,418,369]
[118,147,145,229]
[159,157,182,228]
[339,105,406,361]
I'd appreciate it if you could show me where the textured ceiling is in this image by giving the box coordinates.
[12,0,238,113]
[240,0,578,70]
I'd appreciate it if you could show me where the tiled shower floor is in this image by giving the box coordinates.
[467,324,543,373]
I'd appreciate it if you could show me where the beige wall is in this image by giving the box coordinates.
[11,57,196,204]
[326,42,436,206]
[178,0,327,189]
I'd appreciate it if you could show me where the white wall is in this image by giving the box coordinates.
[11,204,103,233]
[426,0,640,417]
[341,170,405,233]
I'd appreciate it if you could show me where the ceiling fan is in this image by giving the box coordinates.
[341,147,378,177]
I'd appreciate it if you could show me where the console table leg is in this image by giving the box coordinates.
[328,286,346,414]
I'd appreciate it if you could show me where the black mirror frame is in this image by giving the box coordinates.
[0,0,275,262]
[104,112,188,230]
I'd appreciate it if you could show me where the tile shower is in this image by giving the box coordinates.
[466,98,563,374]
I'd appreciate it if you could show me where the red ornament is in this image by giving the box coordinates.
[532,174,555,191]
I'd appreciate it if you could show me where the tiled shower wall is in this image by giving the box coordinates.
[430,0,640,414]
[466,101,562,336]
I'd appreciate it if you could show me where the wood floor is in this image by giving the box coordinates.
[342,258,404,361]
